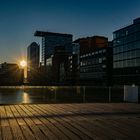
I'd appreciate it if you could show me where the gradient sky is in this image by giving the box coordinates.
[0,0,140,63]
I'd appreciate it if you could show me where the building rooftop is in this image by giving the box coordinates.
[113,17,140,33]
[34,31,73,37]
[74,35,108,43]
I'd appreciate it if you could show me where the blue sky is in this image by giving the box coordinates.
[0,0,140,63]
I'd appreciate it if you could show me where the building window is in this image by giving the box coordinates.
[99,58,102,63]
[102,65,106,68]
[103,49,106,53]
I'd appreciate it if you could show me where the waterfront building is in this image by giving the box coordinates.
[113,18,140,85]
[77,36,113,85]
[66,43,80,84]
[34,31,72,66]
[27,42,40,82]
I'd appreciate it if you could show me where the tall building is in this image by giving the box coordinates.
[27,42,40,81]
[34,31,73,66]
[113,18,140,85]
[77,36,113,85]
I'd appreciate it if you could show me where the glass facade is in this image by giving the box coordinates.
[42,35,72,66]
[113,19,140,69]
[113,18,140,85]
[80,47,112,85]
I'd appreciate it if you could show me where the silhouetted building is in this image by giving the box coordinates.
[113,18,140,85]
[27,42,40,82]
[0,62,24,85]
[34,31,73,66]
[45,46,69,84]
[76,36,113,85]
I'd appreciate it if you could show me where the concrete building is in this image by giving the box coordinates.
[76,36,113,85]
[113,18,140,85]
[34,31,73,66]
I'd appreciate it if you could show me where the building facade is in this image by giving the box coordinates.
[45,46,69,84]
[113,18,140,85]
[77,36,113,85]
[66,43,80,84]
[27,42,40,82]
[34,31,72,66]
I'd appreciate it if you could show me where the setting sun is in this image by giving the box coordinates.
[20,60,27,68]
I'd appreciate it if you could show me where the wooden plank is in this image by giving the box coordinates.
[46,103,140,138]
[0,106,13,140]
[10,105,36,140]
[36,104,99,140]
[20,105,66,140]
[29,104,91,140]
[19,105,60,140]
[31,105,92,140]
[5,106,25,140]
[22,104,71,140]
[0,107,3,140]
[0,103,140,140]
[43,104,114,140]
[14,105,47,140]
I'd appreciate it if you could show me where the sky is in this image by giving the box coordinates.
[0,0,140,63]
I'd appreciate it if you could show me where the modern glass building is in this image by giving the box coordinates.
[27,42,40,71]
[27,42,40,81]
[34,31,72,66]
[113,18,140,85]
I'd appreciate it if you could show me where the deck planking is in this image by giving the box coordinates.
[0,103,139,140]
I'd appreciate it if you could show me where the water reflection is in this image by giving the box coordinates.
[0,86,124,104]
[22,92,30,104]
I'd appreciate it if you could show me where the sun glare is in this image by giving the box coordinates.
[20,60,27,68]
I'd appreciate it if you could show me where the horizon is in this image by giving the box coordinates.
[0,0,140,63]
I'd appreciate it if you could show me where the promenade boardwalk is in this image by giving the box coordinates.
[0,103,140,140]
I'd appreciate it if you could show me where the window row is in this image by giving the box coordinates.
[80,65,106,73]
[80,49,106,58]
[113,23,140,39]
[113,31,140,46]
[114,58,140,68]
[80,57,106,66]
[113,41,140,54]
[113,50,140,61]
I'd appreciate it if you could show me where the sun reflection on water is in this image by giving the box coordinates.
[23,92,30,103]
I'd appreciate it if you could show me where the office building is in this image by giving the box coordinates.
[77,36,113,85]
[45,46,69,84]
[113,18,140,85]
[66,43,80,84]
[34,31,73,66]
[27,42,40,82]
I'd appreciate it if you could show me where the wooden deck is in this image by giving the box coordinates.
[0,103,140,140]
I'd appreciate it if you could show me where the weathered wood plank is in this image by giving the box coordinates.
[10,106,36,140]
[0,106,13,140]
[0,103,140,140]
[15,105,47,140]
[23,105,71,140]
[31,104,92,140]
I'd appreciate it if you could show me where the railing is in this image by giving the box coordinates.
[0,86,128,104]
